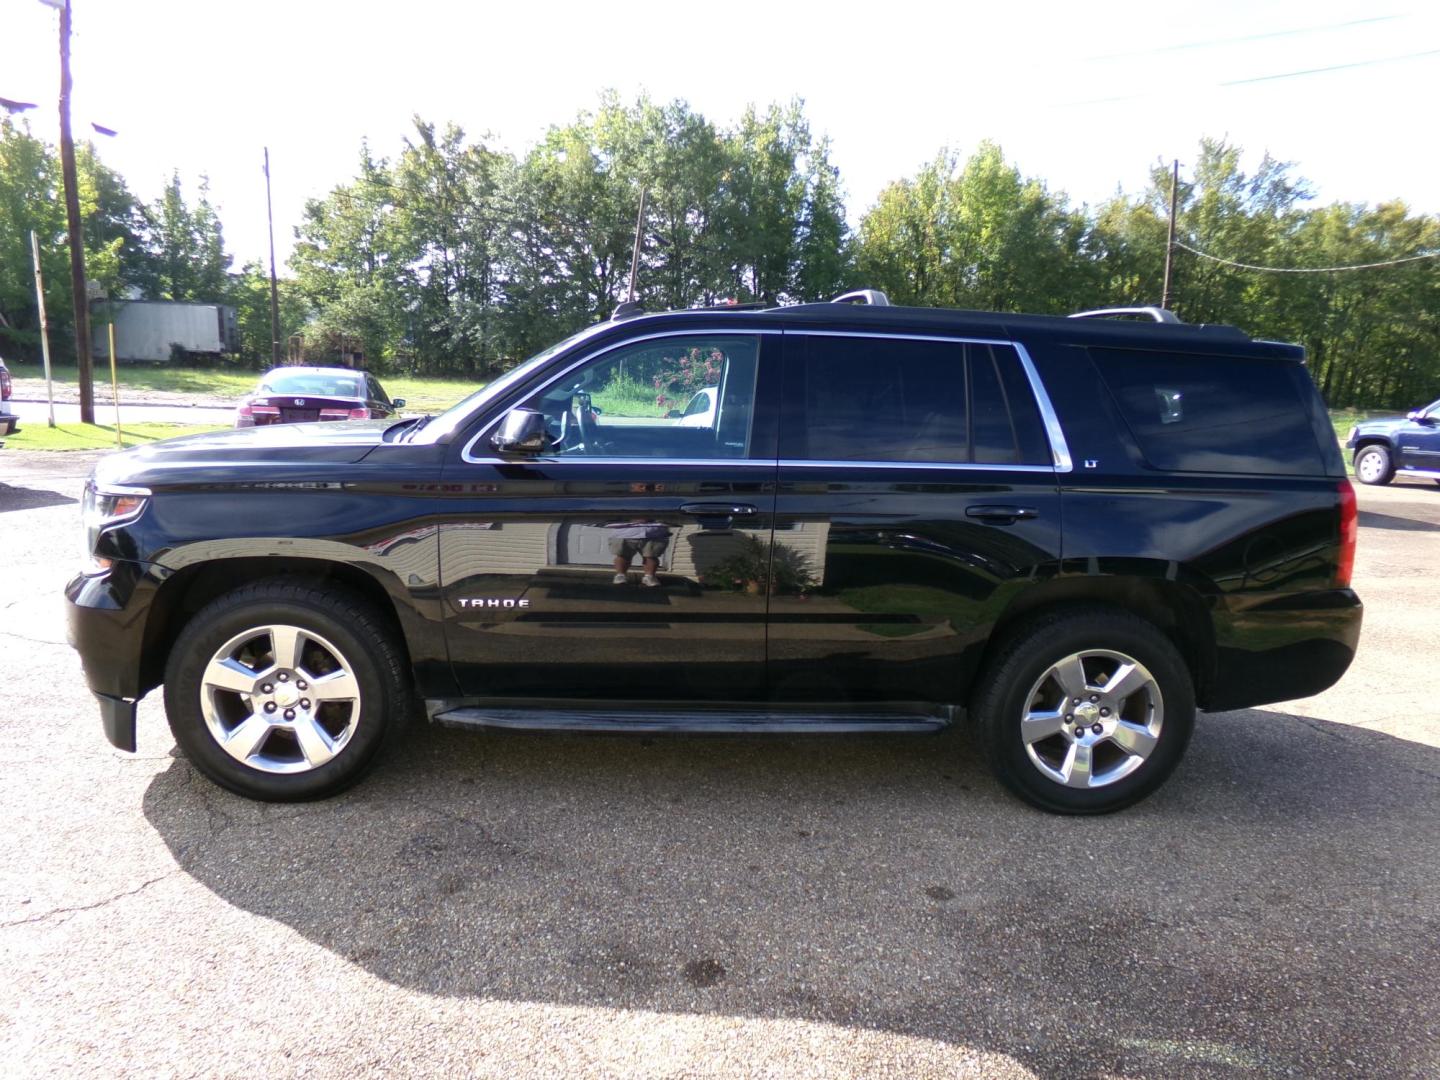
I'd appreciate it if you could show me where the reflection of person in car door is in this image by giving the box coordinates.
[606,521,671,587]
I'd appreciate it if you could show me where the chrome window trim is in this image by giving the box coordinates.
[460,328,780,465]
[453,456,1052,473]
[459,456,779,468]
[779,459,1056,473]
[458,325,1072,473]
[1010,340,1073,472]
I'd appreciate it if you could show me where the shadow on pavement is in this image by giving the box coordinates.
[144,712,1440,1077]
[1357,510,1440,532]
[0,484,76,514]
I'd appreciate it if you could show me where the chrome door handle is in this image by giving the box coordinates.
[965,505,1039,523]
[680,503,758,517]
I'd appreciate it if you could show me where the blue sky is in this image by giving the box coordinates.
[5,0,1437,267]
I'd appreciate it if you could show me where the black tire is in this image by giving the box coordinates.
[163,578,409,801]
[972,607,1195,815]
[1353,444,1395,486]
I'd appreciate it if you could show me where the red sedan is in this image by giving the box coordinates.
[235,367,405,428]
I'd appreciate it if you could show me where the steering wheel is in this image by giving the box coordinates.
[574,393,606,455]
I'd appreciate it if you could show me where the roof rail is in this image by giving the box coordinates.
[1069,306,1181,324]
[830,289,890,306]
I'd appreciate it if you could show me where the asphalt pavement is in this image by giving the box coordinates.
[2,452,1438,1078]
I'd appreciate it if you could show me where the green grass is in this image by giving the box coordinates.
[589,373,670,418]
[9,362,484,414]
[381,374,483,412]
[4,421,227,451]
[1328,408,1391,433]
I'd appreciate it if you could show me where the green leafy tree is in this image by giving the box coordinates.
[227,261,310,367]
[856,143,1086,313]
[289,143,407,369]
[141,171,232,302]
[0,118,67,357]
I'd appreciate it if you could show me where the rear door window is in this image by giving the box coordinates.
[781,335,1051,466]
[1090,348,1325,475]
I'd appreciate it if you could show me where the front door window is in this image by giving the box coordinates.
[514,335,760,460]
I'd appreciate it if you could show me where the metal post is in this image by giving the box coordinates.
[1161,158,1179,311]
[108,320,121,446]
[58,0,94,423]
[30,230,57,428]
[264,147,282,366]
[627,188,647,303]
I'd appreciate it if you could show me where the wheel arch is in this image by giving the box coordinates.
[974,575,1217,709]
[1350,435,1394,457]
[139,557,414,696]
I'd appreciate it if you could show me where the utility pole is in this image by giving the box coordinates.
[30,231,57,428]
[626,187,647,303]
[1161,158,1179,312]
[57,0,94,423]
[264,147,282,365]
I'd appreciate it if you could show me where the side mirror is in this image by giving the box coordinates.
[1407,410,1420,421]
[490,407,548,454]
[665,409,683,419]
[392,397,407,409]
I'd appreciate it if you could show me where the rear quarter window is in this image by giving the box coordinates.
[1090,348,1326,476]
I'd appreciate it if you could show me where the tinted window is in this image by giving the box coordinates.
[1091,348,1324,475]
[970,345,1017,464]
[783,336,1050,466]
[992,346,1052,465]
[516,335,760,459]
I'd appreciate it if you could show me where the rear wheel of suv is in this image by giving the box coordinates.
[163,579,408,801]
[1354,444,1395,486]
[973,608,1195,814]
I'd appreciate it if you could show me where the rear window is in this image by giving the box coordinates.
[262,372,364,398]
[1090,348,1325,476]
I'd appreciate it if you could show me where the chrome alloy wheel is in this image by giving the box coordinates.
[199,624,361,774]
[1019,649,1164,789]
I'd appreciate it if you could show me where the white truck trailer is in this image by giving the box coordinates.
[91,301,238,363]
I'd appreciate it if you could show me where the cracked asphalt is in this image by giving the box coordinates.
[3,450,1439,1078]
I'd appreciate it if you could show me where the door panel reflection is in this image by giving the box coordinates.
[439,468,774,701]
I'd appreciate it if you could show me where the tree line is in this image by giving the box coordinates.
[1,98,1436,407]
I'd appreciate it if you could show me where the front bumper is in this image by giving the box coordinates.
[66,562,160,752]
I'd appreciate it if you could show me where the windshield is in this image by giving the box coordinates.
[261,372,363,398]
[412,320,618,444]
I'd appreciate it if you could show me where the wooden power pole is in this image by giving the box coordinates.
[1161,158,1179,312]
[264,147,282,365]
[58,0,95,423]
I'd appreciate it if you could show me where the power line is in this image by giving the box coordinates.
[1173,241,1440,273]
[1059,42,1439,108]
[1221,46,1440,85]
[1087,14,1404,62]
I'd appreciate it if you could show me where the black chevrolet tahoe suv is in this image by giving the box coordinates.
[66,295,1362,814]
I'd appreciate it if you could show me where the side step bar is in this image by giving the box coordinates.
[431,707,950,735]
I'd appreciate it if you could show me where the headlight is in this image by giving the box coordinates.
[81,482,150,573]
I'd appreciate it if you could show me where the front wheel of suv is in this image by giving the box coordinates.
[1354,444,1395,486]
[972,608,1196,814]
[163,579,409,801]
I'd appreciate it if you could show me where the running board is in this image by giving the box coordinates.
[430,707,949,735]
